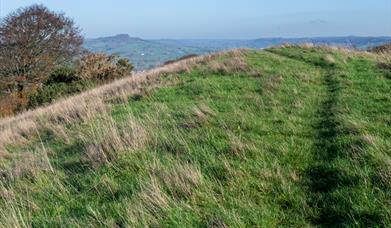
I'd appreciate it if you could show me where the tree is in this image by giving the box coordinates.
[0,4,83,92]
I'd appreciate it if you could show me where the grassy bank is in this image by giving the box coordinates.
[0,46,390,227]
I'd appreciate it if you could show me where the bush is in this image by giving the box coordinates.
[117,58,134,74]
[45,67,80,85]
[0,52,134,114]
[0,92,29,117]
[28,81,92,108]
[370,43,391,54]
[28,67,86,108]
[76,53,133,82]
[27,56,134,108]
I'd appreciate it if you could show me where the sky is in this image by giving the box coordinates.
[0,0,390,39]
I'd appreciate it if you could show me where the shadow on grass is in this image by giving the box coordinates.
[267,49,386,226]
[54,142,90,175]
[306,71,383,227]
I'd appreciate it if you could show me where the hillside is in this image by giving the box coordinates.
[85,35,391,70]
[0,46,390,227]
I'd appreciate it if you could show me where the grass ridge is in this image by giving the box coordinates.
[0,47,390,227]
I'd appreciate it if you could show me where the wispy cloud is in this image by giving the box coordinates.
[309,19,332,25]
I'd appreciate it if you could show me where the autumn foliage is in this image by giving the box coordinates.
[0,4,83,90]
[0,5,133,116]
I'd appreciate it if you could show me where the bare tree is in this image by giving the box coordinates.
[0,4,83,92]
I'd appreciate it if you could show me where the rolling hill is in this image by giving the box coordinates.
[84,34,208,70]
[157,36,391,51]
[0,45,390,226]
[85,34,391,70]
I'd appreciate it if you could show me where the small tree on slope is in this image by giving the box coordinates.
[0,4,83,92]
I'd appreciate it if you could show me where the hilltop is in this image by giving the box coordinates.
[0,46,390,227]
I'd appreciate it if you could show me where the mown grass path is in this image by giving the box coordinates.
[268,47,391,227]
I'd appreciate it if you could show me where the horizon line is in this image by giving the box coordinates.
[85,34,391,40]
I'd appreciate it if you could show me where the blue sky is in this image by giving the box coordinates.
[1,0,390,39]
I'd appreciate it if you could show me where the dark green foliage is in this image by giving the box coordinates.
[28,81,92,108]
[27,67,89,108]
[28,67,91,108]
[45,67,81,84]
[28,59,133,108]
[116,58,134,73]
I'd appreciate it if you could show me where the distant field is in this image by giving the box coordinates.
[0,46,390,226]
[84,35,209,70]
[85,34,391,70]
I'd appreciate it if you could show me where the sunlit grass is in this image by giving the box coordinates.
[0,47,390,227]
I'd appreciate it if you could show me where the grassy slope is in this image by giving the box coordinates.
[0,47,390,227]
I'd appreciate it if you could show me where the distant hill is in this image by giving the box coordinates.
[85,35,391,70]
[157,36,391,51]
[84,34,208,70]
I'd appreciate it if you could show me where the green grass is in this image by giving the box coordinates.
[1,47,390,227]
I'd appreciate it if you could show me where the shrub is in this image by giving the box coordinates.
[117,58,134,74]
[76,53,134,82]
[27,56,134,108]
[28,81,92,108]
[0,92,29,117]
[370,43,391,54]
[27,56,134,109]
[376,53,391,79]
[45,67,80,85]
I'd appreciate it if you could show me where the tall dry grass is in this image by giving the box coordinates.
[82,114,147,169]
[273,42,376,58]
[376,51,391,71]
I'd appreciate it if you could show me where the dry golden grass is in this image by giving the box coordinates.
[324,54,336,65]
[199,49,251,75]
[0,179,30,228]
[192,103,216,125]
[228,131,247,156]
[376,51,391,71]
[151,161,203,198]
[125,160,203,225]
[273,42,377,59]
[82,114,146,169]
[8,152,52,180]
[126,177,170,225]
